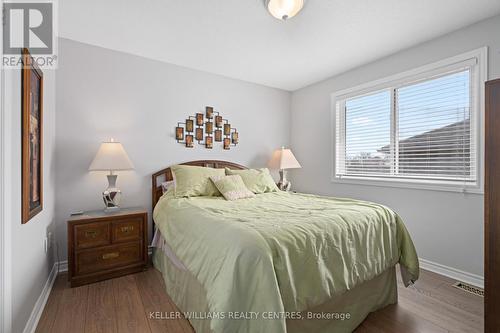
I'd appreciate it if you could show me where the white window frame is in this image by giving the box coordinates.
[331,47,487,194]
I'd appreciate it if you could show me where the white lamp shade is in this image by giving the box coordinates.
[88,141,134,171]
[268,147,302,170]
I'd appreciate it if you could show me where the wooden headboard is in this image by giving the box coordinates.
[151,160,247,211]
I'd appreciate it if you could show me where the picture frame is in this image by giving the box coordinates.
[224,123,231,136]
[205,136,213,149]
[215,130,223,142]
[195,127,203,141]
[175,126,184,140]
[205,121,213,134]
[223,138,231,150]
[21,48,43,224]
[231,131,239,144]
[185,134,194,148]
[215,115,223,128]
[196,113,204,126]
[186,119,194,132]
[206,106,214,119]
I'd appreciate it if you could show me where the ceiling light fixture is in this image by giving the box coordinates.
[265,0,304,21]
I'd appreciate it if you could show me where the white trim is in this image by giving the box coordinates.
[419,257,484,289]
[330,47,488,193]
[22,262,60,333]
[332,175,483,194]
[57,260,68,273]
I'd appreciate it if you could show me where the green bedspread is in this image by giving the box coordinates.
[153,191,419,333]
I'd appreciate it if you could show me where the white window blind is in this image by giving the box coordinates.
[341,90,392,176]
[335,58,479,188]
[396,70,474,182]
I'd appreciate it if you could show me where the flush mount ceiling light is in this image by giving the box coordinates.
[265,0,304,21]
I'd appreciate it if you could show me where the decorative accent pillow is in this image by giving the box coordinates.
[210,175,256,201]
[225,168,279,194]
[171,165,225,198]
[161,180,175,194]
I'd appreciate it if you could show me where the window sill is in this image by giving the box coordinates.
[331,175,483,194]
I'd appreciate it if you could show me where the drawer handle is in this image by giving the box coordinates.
[85,230,97,238]
[121,226,134,233]
[102,252,120,260]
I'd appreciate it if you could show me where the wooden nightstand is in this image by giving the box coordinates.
[67,208,148,287]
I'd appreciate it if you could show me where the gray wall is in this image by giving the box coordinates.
[3,67,57,332]
[290,15,500,277]
[55,38,291,261]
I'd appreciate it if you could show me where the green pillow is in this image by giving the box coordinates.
[210,175,255,201]
[225,168,279,194]
[171,165,225,198]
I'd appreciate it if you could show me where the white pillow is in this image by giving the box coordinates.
[161,180,175,194]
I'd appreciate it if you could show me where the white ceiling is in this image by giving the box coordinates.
[59,0,500,91]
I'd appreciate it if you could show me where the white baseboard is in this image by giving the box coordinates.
[419,258,484,288]
[22,261,61,333]
[58,260,68,273]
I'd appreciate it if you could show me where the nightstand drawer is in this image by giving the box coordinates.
[76,242,143,275]
[74,222,110,249]
[112,218,142,243]
[68,208,148,287]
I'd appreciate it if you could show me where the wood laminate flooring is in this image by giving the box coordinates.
[35,268,483,333]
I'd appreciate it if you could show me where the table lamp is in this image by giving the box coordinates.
[268,147,301,191]
[89,139,134,211]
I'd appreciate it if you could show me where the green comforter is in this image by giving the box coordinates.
[153,191,419,333]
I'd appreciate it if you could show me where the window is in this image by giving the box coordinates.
[342,90,392,176]
[334,49,486,191]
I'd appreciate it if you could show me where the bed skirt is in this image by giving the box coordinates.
[153,249,397,333]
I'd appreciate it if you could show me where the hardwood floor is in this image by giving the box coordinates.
[356,270,483,333]
[35,268,483,333]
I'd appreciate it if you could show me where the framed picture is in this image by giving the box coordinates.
[224,123,231,136]
[205,121,213,134]
[196,113,204,126]
[186,119,194,132]
[215,130,223,142]
[21,48,43,224]
[185,135,194,148]
[223,138,231,150]
[175,126,184,140]
[206,106,214,119]
[205,136,213,149]
[215,115,223,128]
[195,127,203,141]
[231,131,239,144]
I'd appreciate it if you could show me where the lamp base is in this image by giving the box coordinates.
[103,174,122,211]
[278,169,292,191]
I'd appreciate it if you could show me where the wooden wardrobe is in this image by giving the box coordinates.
[485,78,500,332]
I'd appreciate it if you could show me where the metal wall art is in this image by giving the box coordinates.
[176,106,239,150]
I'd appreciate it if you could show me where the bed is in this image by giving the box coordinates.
[151,160,419,333]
